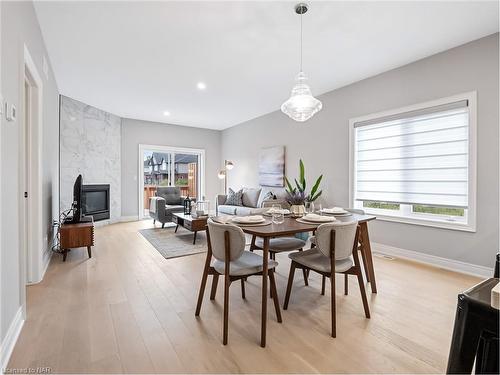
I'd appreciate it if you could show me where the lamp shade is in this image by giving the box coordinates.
[281,71,322,122]
[225,160,234,170]
[217,170,226,179]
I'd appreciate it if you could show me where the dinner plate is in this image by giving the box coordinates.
[321,208,352,215]
[299,214,337,223]
[231,216,266,224]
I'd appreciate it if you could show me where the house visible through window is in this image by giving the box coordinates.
[350,92,476,231]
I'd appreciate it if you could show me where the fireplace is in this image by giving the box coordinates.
[82,184,110,221]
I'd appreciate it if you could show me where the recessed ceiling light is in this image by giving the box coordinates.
[163,111,171,116]
[197,82,206,90]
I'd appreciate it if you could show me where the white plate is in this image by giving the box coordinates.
[321,208,349,215]
[300,214,337,223]
[231,216,265,224]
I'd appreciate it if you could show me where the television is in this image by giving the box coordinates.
[70,174,83,223]
[68,175,92,223]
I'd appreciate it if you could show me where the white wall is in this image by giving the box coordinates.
[59,96,121,222]
[121,118,222,218]
[1,0,59,348]
[222,33,499,269]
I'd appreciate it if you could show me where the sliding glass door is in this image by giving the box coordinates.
[140,146,204,218]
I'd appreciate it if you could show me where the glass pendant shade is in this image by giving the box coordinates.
[281,72,322,122]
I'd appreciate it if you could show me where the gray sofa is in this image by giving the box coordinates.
[216,187,289,216]
[149,187,187,227]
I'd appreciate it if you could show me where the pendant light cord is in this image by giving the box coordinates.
[300,8,303,72]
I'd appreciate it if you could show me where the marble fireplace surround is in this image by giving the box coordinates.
[60,96,121,223]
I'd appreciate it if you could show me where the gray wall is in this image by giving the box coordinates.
[222,33,499,268]
[1,1,59,342]
[121,118,222,217]
[60,96,121,222]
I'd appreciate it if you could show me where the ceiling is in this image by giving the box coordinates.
[34,1,499,130]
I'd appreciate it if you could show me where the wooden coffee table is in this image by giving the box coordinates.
[172,212,208,244]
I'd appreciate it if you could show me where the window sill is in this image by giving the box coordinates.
[365,211,476,232]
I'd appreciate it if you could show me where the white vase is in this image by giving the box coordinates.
[290,204,305,217]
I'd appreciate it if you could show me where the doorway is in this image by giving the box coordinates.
[20,46,43,294]
[138,145,205,219]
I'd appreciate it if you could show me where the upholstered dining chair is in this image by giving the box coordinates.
[312,208,370,296]
[195,219,282,345]
[283,221,370,337]
[250,236,309,286]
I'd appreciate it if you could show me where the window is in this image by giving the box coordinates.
[350,92,476,232]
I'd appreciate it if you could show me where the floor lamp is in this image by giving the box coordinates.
[218,160,234,194]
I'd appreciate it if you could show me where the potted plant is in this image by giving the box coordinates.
[285,159,323,217]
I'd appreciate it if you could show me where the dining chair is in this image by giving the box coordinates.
[195,219,282,345]
[251,236,310,286]
[283,221,370,337]
[312,208,371,296]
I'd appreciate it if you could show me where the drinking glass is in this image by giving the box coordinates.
[316,203,322,214]
[272,212,284,224]
[305,201,315,214]
[272,203,282,212]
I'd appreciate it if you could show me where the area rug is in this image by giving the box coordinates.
[139,227,207,259]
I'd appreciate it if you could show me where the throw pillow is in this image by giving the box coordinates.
[242,188,262,208]
[225,188,243,206]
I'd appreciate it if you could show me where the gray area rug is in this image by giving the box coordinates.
[139,227,207,259]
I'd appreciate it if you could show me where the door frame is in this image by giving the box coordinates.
[20,45,43,296]
[138,144,205,220]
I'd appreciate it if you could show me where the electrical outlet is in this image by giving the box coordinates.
[5,102,16,121]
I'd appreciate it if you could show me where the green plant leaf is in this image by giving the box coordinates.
[284,176,294,193]
[299,159,305,189]
[310,174,323,198]
[294,178,304,193]
[310,190,323,202]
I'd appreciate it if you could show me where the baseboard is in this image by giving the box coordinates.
[372,242,493,278]
[0,306,25,370]
[120,216,139,222]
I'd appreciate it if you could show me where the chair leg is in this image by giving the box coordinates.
[331,274,336,338]
[321,276,326,295]
[344,274,348,295]
[162,222,165,228]
[223,275,230,345]
[356,268,371,318]
[195,266,210,316]
[210,274,219,300]
[153,219,156,224]
[269,270,282,323]
[283,262,297,310]
[298,249,309,286]
[240,278,246,299]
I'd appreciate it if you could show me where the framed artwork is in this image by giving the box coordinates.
[259,146,285,187]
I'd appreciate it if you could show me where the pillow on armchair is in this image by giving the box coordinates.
[225,188,243,206]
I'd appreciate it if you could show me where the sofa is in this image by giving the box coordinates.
[215,187,289,216]
[149,186,187,227]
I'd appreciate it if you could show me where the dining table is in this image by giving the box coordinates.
[237,212,377,347]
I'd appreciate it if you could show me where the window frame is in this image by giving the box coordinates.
[349,92,477,232]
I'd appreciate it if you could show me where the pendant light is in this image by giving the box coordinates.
[281,3,322,122]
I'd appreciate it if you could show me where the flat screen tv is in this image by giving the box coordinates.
[71,174,83,223]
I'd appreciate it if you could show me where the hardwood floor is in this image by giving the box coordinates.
[8,220,481,373]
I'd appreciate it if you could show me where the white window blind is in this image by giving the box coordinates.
[353,100,469,208]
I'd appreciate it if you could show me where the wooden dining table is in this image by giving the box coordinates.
[239,212,377,347]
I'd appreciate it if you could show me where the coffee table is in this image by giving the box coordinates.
[172,212,208,244]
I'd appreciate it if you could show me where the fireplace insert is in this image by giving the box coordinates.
[82,184,110,221]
